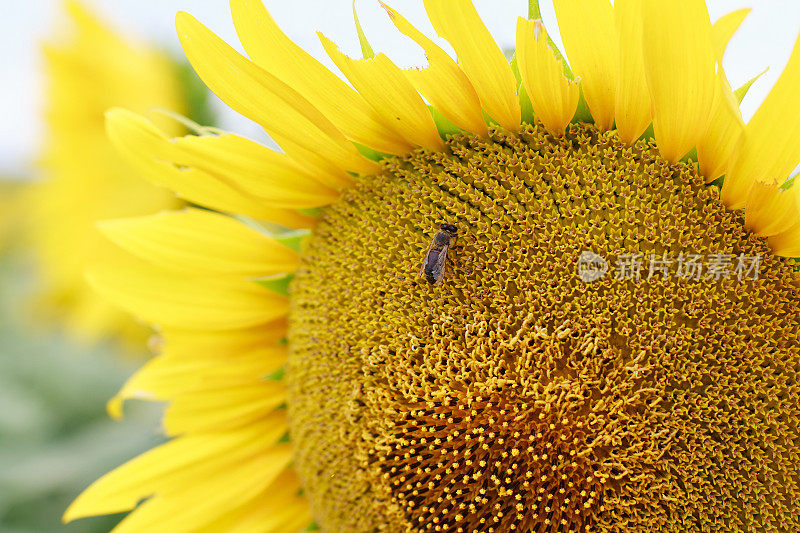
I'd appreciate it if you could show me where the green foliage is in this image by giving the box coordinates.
[0,256,163,532]
[172,58,217,128]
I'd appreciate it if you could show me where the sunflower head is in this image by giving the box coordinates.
[288,122,800,531]
[67,0,800,531]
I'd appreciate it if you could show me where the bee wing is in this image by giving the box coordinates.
[420,238,436,278]
[432,243,449,284]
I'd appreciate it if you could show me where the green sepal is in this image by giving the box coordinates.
[354,141,387,161]
[253,273,294,296]
[234,216,306,239]
[275,230,310,253]
[519,82,535,125]
[681,147,698,164]
[781,174,797,191]
[297,207,323,218]
[482,109,500,128]
[638,123,655,143]
[302,522,321,532]
[278,431,291,443]
[511,48,536,125]
[734,68,768,104]
[707,175,725,189]
[571,86,593,125]
[353,1,375,59]
[510,51,522,85]
[430,106,463,137]
[264,367,285,381]
[528,0,543,20]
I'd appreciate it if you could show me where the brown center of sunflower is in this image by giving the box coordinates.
[286,123,800,532]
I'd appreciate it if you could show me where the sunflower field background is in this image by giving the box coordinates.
[1,0,800,532]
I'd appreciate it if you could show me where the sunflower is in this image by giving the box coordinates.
[0,180,22,253]
[22,0,191,347]
[67,0,800,530]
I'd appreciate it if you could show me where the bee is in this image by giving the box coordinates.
[421,223,457,285]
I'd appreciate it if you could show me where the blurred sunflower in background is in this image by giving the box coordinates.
[0,1,214,532]
[20,0,211,349]
[0,181,21,254]
[66,0,800,531]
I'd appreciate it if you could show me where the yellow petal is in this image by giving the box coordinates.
[712,8,750,61]
[159,132,341,205]
[108,345,287,418]
[175,11,376,176]
[769,216,800,257]
[87,265,287,331]
[697,69,744,182]
[110,443,292,533]
[423,0,520,131]
[228,0,410,155]
[745,182,799,237]
[63,0,110,42]
[152,347,286,392]
[98,208,299,277]
[382,3,487,136]
[164,381,286,434]
[553,0,617,130]
[614,0,651,144]
[697,7,750,182]
[161,322,288,358]
[722,32,800,208]
[267,132,361,189]
[64,422,286,521]
[191,471,310,533]
[516,18,580,135]
[106,110,316,229]
[319,35,444,151]
[107,356,198,415]
[641,0,716,162]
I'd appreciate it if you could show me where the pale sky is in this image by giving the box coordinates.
[2,0,799,176]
